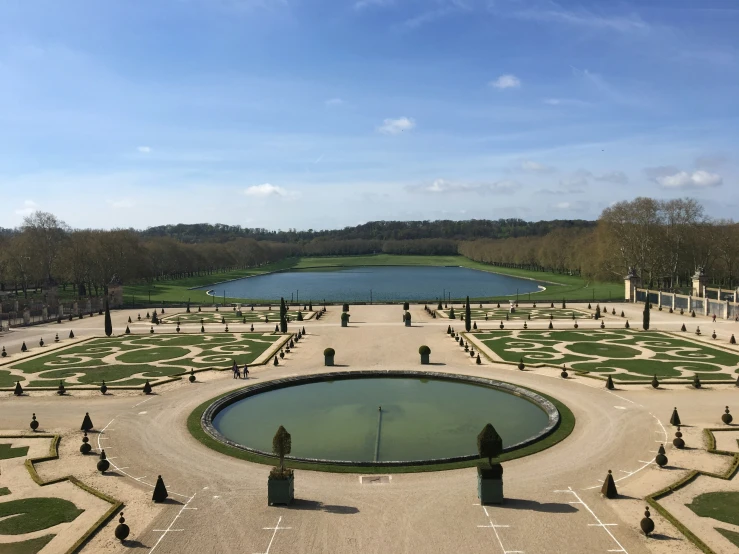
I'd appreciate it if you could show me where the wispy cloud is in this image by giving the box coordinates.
[324,98,344,107]
[489,74,521,90]
[521,160,555,173]
[594,170,628,184]
[378,117,416,135]
[137,146,152,154]
[513,6,649,34]
[406,178,520,195]
[354,0,393,10]
[543,98,591,107]
[571,67,647,108]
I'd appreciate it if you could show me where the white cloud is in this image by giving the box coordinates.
[656,170,723,189]
[137,146,152,153]
[378,117,416,135]
[325,98,344,107]
[14,200,38,216]
[407,178,520,195]
[489,74,521,90]
[521,160,555,173]
[554,202,571,209]
[244,183,292,197]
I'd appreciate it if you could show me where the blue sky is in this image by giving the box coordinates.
[1,0,738,230]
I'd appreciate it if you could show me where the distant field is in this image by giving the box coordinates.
[121,255,623,304]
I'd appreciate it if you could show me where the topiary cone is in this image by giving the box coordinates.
[30,413,39,431]
[81,412,94,431]
[625,320,630,329]
[693,375,701,389]
[518,358,525,371]
[69,330,75,339]
[152,475,168,503]
[548,321,553,329]
[673,426,684,449]
[722,406,733,425]
[655,446,668,468]
[189,369,196,383]
[601,470,618,499]
[57,381,65,395]
[55,333,59,342]
[21,341,27,352]
[476,354,481,364]
[561,367,568,378]
[114,512,130,542]
[731,334,736,345]
[80,431,92,454]
[606,376,614,390]
[39,337,44,347]
[201,325,205,333]
[651,375,659,389]
[97,449,110,473]
[640,507,655,536]
[100,380,108,394]
[14,381,23,396]
[1,346,6,357]
[669,407,681,426]
[274,356,279,366]
[143,381,152,395]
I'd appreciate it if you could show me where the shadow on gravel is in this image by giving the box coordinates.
[122,540,150,548]
[501,498,578,514]
[648,533,680,541]
[161,497,184,506]
[285,499,359,515]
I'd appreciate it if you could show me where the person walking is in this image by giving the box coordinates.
[243,364,249,379]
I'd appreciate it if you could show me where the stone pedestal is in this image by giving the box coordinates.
[73,302,79,316]
[23,309,31,325]
[42,306,48,321]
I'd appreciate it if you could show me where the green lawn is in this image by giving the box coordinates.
[1,535,55,554]
[121,255,623,304]
[440,306,591,321]
[473,329,739,381]
[687,492,739,526]
[0,488,10,496]
[716,527,739,548]
[0,498,83,535]
[6,333,288,388]
[0,444,29,460]
[0,370,19,387]
[158,308,314,325]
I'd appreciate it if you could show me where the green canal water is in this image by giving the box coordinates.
[213,377,550,462]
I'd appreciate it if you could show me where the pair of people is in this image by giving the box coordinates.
[231,361,249,379]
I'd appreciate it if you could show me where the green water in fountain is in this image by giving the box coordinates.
[213,377,550,462]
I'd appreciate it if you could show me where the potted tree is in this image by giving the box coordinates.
[419,345,431,365]
[341,312,350,327]
[268,426,294,505]
[324,348,336,366]
[477,423,504,505]
[404,312,412,327]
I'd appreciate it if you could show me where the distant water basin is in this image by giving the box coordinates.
[198,266,543,302]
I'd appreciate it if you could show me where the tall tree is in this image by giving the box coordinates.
[279,297,288,333]
[643,298,650,331]
[104,298,112,337]
[465,296,471,332]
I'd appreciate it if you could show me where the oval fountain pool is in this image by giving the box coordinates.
[202,372,560,466]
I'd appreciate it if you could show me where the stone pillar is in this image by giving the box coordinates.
[658,291,663,308]
[672,294,676,310]
[624,268,640,303]
[86,299,92,314]
[726,300,731,320]
[42,306,48,321]
[688,296,692,313]
[14,300,19,313]
[23,308,31,325]
[73,302,79,316]
[58,304,64,317]
[692,267,707,297]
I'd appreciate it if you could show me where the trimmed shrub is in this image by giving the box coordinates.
[419,345,431,355]
[477,423,502,467]
[324,348,335,357]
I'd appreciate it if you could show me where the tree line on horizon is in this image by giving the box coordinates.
[0,197,737,298]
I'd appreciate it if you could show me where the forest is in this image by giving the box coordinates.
[0,197,737,298]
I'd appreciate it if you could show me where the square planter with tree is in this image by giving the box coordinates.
[477,423,504,505]
[268,426,294,506]
[324,348,335,366]
[419,345,430,365]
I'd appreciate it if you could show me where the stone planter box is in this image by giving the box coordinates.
[420,353,429,365]
[405,319,411,327]
[325,355,335,366]
[478,466,503,505]
[268,473,294,506]
[341,320,348,327]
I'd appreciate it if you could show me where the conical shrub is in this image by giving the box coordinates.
[606,375,614,390]
[81,412,94,431]
[669,407,681,426]
[152,475,168,502]
[143,381,152,395]
[601,470,618,499]
[14,381,23,396]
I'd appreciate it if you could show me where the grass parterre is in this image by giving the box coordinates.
[473,329,739,381]
[3,333,287,388]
